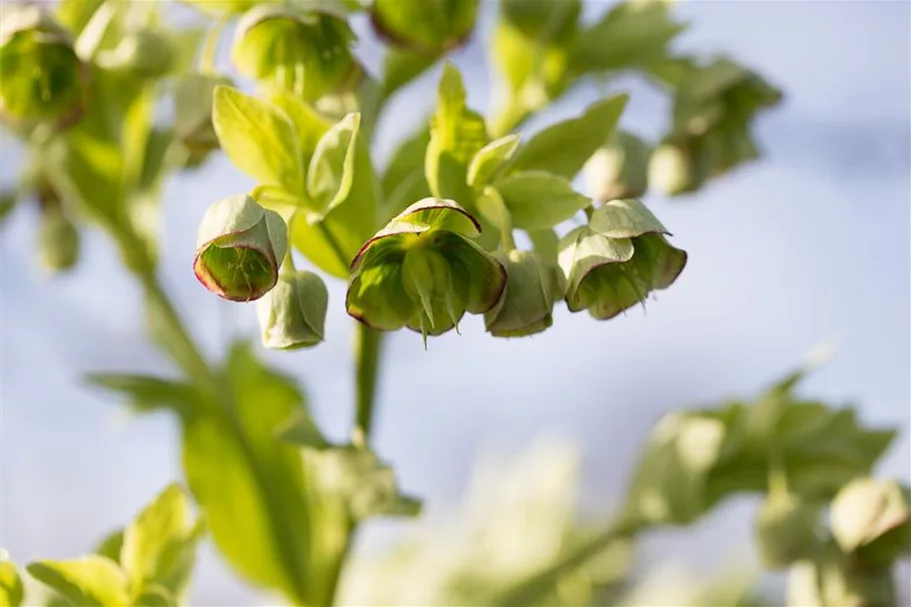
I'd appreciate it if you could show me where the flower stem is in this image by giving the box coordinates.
[352,322,383,446]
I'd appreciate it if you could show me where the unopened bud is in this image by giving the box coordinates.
[583,130,651,201]
[485,250,564,337]
[232,5,362,101]
[371,0,479,53]
[193,195,288,302]
[830,477,911,568]
[0,5,89,130]
[37,207,79,274]
[175,73,232,152]
[256,270,328,349]
[754,492,820,569]
[97,30,173,77]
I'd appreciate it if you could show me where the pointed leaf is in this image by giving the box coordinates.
[212,86,304,192]
[507,95,628,180]
[494,171,591,231]
[307,112,361,216]
[0,560,23,607]
[27,557,129,606]
[468,134,520,189]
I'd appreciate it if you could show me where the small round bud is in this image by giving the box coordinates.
[0,5,89,130]
[193,195,288,302]
[346,198,506,341]
[648,139,704,196]
[754,492,820,569]
[37,207,79,274]
[232,5,362,101]
[484,250,564,338]
[583,130,651,201]
[256,270,328,349]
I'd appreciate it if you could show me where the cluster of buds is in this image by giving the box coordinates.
[231,4,362,101]
[650,58,782,196]
[0,5,90,132]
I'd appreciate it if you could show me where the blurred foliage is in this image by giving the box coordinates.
[1,1,905,607]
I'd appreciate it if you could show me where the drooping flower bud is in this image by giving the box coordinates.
[583,130,651,201]
[754,492,820,569]
[193,195,288,302]
[346,198,506,341]
[648,136,712,196]
[830,477,911,568]
[0,5,89,130]
[37,206,79,274]
[232,5,362,101]
[371,0,479,54]
[484,250,564,338]
[174,73,233,153]
[559,199,686,319]
[256,270,328,349]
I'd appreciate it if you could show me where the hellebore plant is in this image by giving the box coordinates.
[11,3,906,607]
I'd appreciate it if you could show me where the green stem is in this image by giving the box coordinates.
[198,18,226,75]
[352,322,383,446]
[316,220,349,272]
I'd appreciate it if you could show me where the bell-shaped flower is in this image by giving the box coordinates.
[193,195,288,302]
[559,199,686,319]
[484,250,564,338]
[0,5,89,130]
[371,0,479,54]
[231,4,362,101]
[346,198,506,341]
[256,270,328,349]
[583,130,651,201]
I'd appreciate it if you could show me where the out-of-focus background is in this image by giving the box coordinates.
[1,1,909,604]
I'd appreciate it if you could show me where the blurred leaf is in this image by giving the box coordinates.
[468,134,520,190]
[93,531,124,565]
[754,493,821,569]
[382,48,438,100]
[133,585,176,607]
[425,63,489,204]
[527,229,559,264]
[572,2,686,73]
[87,374,201,418]
[121,484,200,598]
[277,411,334,451]
[307,112,361,217]
[0,559,24,607]
[507,95,628,181]
[0,190,17,229]
[27,557,129,606]
[212,86,304,193]
[380,125,431,222]
[787,542,895,607]
[493,171,591,231]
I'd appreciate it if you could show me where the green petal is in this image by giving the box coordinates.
[558,225,634,308]
[393,197,481,237]
[589,198,668,239]
[434,232,506,314]
[346,262,414,331]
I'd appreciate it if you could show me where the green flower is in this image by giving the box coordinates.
[371,0,478,54]
[346,198,506,340]
[583,130,651,201]
[830,477,911,568]
[96,30,173,77]
[484,250,564,338]
[193,195,288,302]
[754,492,820,569]
[559,199,686,319]
[232,4,362,101]
[256,270,328,349]
[0,5,89,129]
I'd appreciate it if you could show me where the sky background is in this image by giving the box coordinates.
[1,0,909,604]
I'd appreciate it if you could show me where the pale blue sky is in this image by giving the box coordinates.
[1,1,909,604]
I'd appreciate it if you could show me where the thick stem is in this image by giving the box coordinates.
[352,322,383,446]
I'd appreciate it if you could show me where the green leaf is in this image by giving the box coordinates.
[182,342,312,604]
[0,190,19,230]
[425,63,489,203]
[306,112,361,216]
[133,585,176,607]
[121,484,199,598]
[572,1,686,73]
[507,95,628,181]
[212,85,304,193]
[380,125,432,222]
[94,530,124,564]
[468,134,520,190]
[0,560,24,607]
[87,374,201,418]
[527,228,559,263]
[292,136,379,278]
[268,91,331,169]
[493,171,591,231]
[250,185,309,222]
[27,557,130,607]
